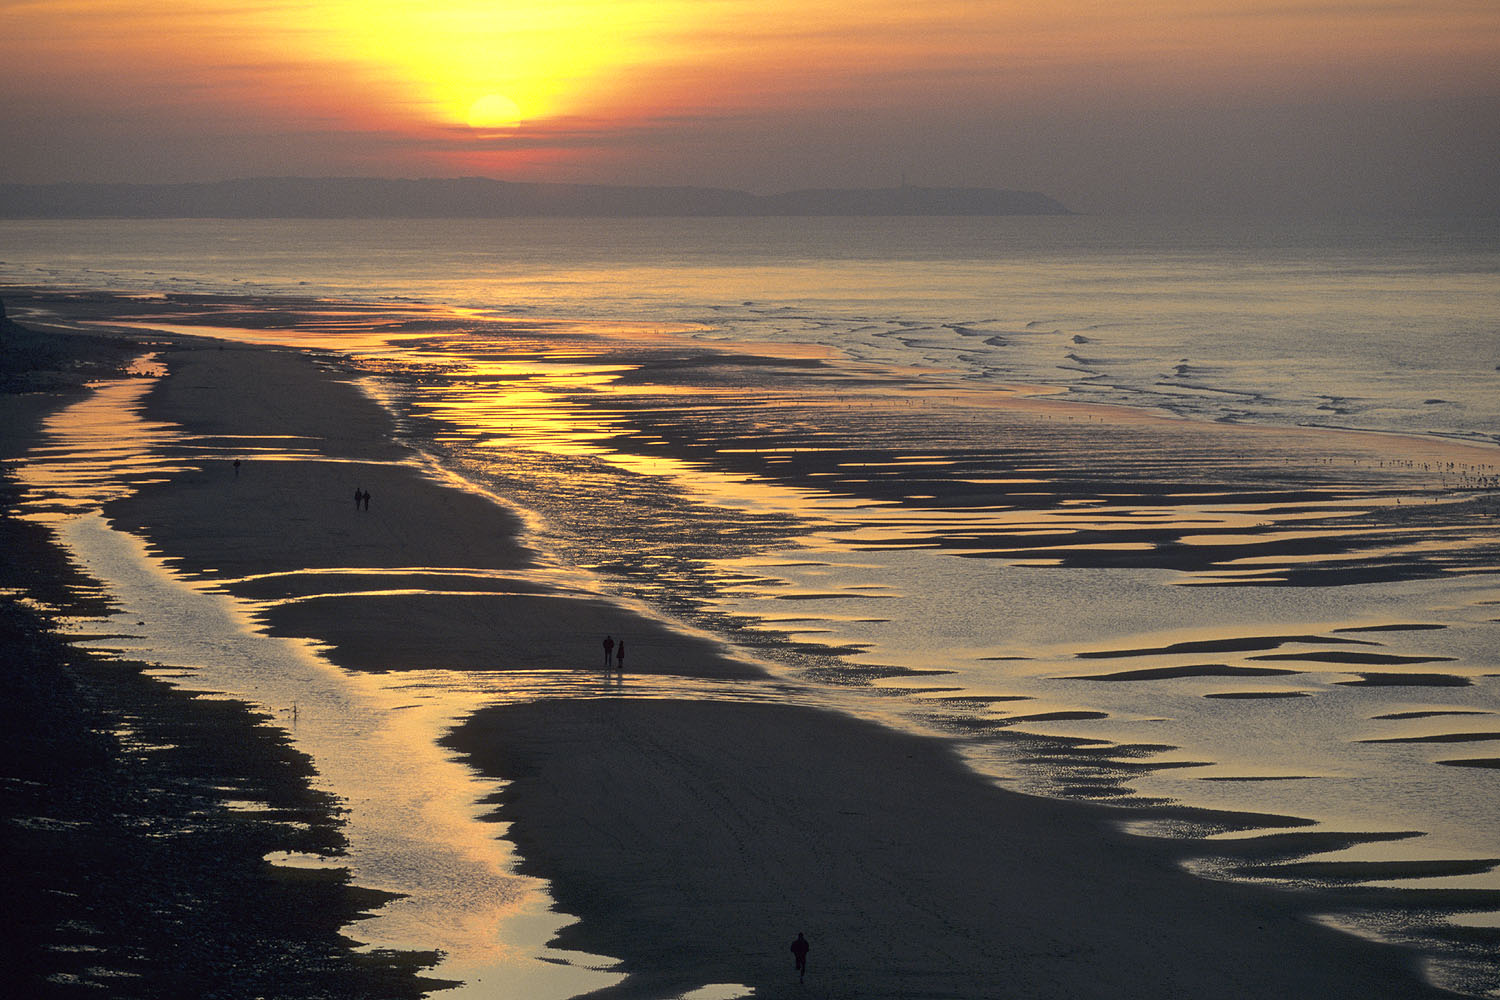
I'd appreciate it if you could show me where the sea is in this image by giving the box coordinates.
[4,214,1500,996]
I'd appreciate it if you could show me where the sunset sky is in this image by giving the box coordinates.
[4,0,1497,213]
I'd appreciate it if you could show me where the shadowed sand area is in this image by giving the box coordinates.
[101,346,755,677]
[77,337,1468,998]
[1,326,451,996]
[446,697,1454,1000]
[1066,664,1301,682]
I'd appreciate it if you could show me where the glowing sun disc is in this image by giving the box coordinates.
[467,94,522,129]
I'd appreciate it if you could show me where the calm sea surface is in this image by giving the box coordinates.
[5,215,1499,443]
[6,215,1500,994]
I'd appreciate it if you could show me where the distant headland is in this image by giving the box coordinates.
[0,177,1071,218]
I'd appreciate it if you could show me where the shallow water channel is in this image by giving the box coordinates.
[19,354,1500,998]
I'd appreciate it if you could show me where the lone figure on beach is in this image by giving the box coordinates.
[603,634,614,668]
[790,932,810,981]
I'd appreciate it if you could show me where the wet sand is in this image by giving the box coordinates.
[447,697,1453,1000]
[102,345,757,678]
[0,324,447,997]
[67,320,1469,996]
[10,289,1500,996]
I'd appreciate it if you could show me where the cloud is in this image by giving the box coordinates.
[2,1,1498,212]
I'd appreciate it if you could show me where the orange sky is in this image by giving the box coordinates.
[5,1,1498,212]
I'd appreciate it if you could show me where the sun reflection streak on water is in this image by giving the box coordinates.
[13,365,642,997]
[20,294,1500,993]
[53,515,628,998]
[13,373,186,511]
[14,357,808,999]
[373,312,1500,973]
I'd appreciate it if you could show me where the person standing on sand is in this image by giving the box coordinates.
[616,639,625,673]
[603,634,614,668]
[355,487,363,510]
[790,932,809,981]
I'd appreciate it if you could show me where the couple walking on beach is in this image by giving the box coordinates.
[602,634,625,672]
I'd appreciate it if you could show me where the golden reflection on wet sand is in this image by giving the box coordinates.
[22,296,1500,993]
[16,362,629,995]
[45,507,626,998]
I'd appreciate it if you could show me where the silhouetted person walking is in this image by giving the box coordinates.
[790,932,809,981]
[602,634,614,668]
[615,640,625,673]
[355,487,363,509]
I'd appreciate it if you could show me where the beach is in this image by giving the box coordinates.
[447,696,1458,999]
[0,322,450,997]
[8,288,1498,997]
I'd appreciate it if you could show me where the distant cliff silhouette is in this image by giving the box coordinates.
[0,177,1070,218]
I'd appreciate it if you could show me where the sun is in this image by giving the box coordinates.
[466,94,522,129]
